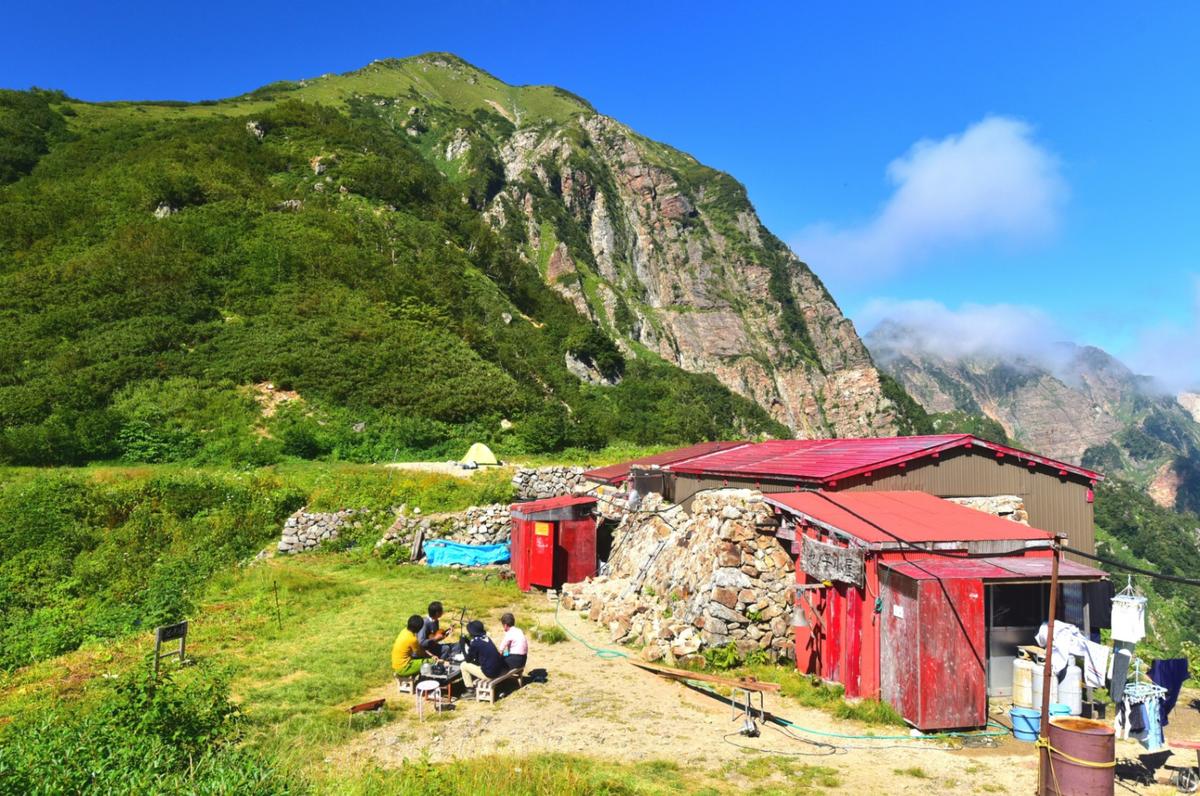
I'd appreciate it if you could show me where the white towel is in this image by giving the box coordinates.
[1082,639,1110,688]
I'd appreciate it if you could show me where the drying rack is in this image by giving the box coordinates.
[1113,575,1148,607]
[1123,658,1167,703]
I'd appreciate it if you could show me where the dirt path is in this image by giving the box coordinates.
[384,462,508,478]
[339,608,1009,792]
[334,605,1194,794]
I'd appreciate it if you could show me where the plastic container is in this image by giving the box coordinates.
[1032,665,1060,708]
[1059,664,1083,716]
[1010,704,1070,742]
[1012,658,1035,709]
[1011,706,1040,741]
[1040,717,1115,795]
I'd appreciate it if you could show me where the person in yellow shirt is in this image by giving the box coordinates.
[392,615,429,677]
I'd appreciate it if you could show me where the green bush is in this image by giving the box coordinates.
[0,470,304,670]
[0,666,302,795]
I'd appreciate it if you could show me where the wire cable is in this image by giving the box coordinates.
[1061,545,1200,587]
[809,491,1053,560]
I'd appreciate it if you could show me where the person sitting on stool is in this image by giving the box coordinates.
[418,601,456,658]
[499,612,528,670]
[392,614,432,678]
[461,620,507,692]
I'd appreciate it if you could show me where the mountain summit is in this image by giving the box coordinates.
[0,54,921,465]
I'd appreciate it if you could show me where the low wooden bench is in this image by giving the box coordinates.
[395,673,418,697]
[475,667,524,704]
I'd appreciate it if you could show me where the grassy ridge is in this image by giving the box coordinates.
[0,84,787,469]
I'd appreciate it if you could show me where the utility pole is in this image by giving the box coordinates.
[1037,535,1062,795]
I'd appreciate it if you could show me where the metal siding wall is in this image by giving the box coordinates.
[674,450,1095,557]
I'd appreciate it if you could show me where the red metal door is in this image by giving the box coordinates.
[528,520,556,588]
[513,519,533,592]
[917,577,986,729]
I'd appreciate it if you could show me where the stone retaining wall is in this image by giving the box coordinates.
[374,503,511,553]
[561,489,793,665]
[277,508,381,554]
[511,466,595,500]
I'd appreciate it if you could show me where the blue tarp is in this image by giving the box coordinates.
[424,539,510,567]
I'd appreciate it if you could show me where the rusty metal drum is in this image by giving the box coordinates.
[1041,717,1115,796]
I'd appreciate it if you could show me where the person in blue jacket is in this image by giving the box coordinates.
[461,619,508,692]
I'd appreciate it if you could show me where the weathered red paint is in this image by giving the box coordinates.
[510,497,598,591]
[783,493,1107,729]
[879,569,988,730]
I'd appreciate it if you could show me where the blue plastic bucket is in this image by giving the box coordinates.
[1011,707,1039,741]
[1010,704,1070,741]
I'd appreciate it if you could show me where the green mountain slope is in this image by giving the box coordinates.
[0,73,804,465]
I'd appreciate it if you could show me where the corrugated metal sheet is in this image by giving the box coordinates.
[884,556,1105,581]
[764,491,1054,545]
[666,435,1101,483]
[670,435,972,480]
[510,495,597,516]
[582,441,748,484]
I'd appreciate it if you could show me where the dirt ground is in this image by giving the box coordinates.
[383,462,508,478]
[336,604,1200,795]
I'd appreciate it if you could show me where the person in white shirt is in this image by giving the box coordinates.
[499,612,528,670]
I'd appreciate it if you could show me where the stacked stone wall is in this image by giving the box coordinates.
[561,489,794,664]
[511,466,595,500]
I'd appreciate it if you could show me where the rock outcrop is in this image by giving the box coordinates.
[481,110,901,437]
[561,490,794,664]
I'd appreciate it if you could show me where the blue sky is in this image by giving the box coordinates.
[4,2,1198,387]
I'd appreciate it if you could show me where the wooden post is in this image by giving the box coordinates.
[1037,537,1062,795]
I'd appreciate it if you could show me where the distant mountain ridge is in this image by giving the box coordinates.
[867,319,1200,513]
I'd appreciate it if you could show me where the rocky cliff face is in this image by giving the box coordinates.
[339,55,905,438]
[867,320,1200,512]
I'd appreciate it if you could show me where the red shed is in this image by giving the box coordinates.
[510,496,598,592]
[765,490,1106,731]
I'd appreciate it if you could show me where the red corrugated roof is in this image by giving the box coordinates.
[885,556,1106,581]
[763,490,1054,545]
[582,441,749,484]
[509,495,597,514]
[667,435,1101,483]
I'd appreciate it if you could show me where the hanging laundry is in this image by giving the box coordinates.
[1062,582,1084,626]
[1128,700,1147,733]
[1148,658,1190,727]
[1141,697,1165,751]
[1082,639,1110,688]
[1111,588,1146,643]
[1083,580,1114,629]
[1036,620,1087,674]
[1109,642,1135,702]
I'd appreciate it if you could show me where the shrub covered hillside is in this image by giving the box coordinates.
[1093,479,1200,651]
[0,86,789,467]
[0,464,515,671]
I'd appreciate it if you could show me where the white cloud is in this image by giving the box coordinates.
[860,298,1069,365]
[1124,276,1200,394]
[863,285,1200,395]
[795,116,1067,281]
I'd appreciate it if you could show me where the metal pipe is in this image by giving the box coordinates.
[1037,536,1062,794]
